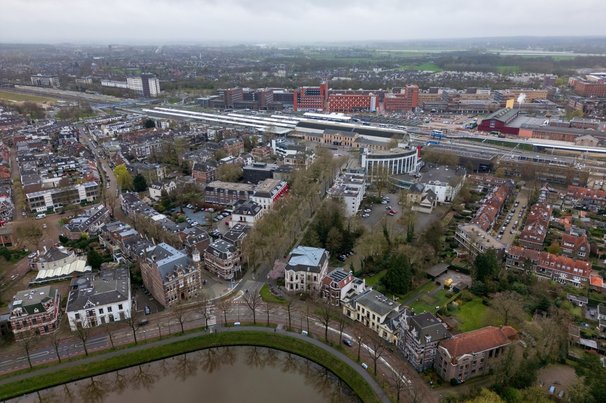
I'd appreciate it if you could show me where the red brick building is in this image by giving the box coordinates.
[383,85,419,112]
[293,82,328,111]
[505,246,592,286]
[327,93,376,113]
[9,286,61,340]
[519,203,552,250]
[571,78,606,97]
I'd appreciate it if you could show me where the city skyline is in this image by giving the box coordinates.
[1,0,606,45]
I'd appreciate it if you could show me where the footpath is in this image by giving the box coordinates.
[0,325,391,403]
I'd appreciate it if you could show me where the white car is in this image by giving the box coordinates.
[364,209,371,213]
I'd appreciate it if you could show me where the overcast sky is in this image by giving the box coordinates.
[1,0,605,44]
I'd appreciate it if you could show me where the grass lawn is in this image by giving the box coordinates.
[364,270,386,287]
[454,297,495,332]
[260,284,285,304]
[0,331,381,403]
[411,289,457,314]
[0,90,57,104]
[464,137,534,152]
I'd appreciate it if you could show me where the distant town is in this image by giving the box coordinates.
[0,41,605,403]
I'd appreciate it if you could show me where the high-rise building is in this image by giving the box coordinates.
[30,74,60,88]
[126,74,161,97]
[383,85,419,112]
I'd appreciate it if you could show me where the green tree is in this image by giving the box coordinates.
[113,164,133,191]
[216,164,243,182]
[87,248,104,270]
[473,249,500,283]
[380,253,413,294]
[133,174,148,192]
[547,240,561,255]
[422,220,443,253]
[144,118,156,129]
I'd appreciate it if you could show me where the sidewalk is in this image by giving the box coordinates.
[0,326,390,403]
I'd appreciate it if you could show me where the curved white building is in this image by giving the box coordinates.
[361,147,419,180]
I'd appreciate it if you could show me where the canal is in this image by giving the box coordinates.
[11,346,361,403]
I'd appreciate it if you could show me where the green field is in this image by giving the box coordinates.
[495,65,521,74]
[464,137,534,151]
[364,270,387,287]
[454,297,494,332]
[410,288,454,314]
[398,62,442,72]
[260,284,285,304]
[0,90,57,104]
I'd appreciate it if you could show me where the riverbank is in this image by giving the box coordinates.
[0,326,389,403]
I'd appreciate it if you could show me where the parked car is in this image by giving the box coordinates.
[144,306,151,315]
[342,338,353,347]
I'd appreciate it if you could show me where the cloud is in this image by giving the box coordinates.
[0,0,605,44]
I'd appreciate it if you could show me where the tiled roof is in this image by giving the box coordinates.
[440,326,517,359]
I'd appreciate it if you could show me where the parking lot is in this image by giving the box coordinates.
[499,190,529,246]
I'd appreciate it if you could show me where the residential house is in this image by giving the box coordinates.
[191,162,217,184]
[65,267,132,331]
[140,243,201,307]
[341,289,404,343]
[505,246,592,286]
[561,232,590,260]
[399,312,451,371]
[470,182,512,232]
[63,204,110,240]
[284,246,329,293]
[519,203,551,250]
[204,239,241,280]
[320,269,366,306]
[567,185,606,212]
[230,199,263,228]
[9,286,61,340]
[222,223,250,248]
[33,246,78,271]
[204,181,255,206]
[148,180,177,201]
[435,326,517,382]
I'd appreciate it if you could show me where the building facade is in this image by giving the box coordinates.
[204,239,241,280]
[65,268,132,331]
[361,148,419,180]
[284,246,329,293]
[399,312,451,372]
[435,326,517,382]
[9,286,61,340]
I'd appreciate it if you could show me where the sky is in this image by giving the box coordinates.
[1,0,605,45]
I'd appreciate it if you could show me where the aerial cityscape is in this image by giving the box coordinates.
[1,1,606,402]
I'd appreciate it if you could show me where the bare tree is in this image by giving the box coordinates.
[126,314,140,344]
[390,367,408,403]
[286,297,295,330]
[22,335,38,369]
[75,325,91,356]
[243,287,262,325]
[492,291,525,326]
[317,300,333,342]
[102,322,115,349]
[336,311,347,342]
[216,298,231,325]
[173,302,189,334]
[264,302,272,326]
[78,376,109,403]
[49,331,63,363]
[367,334,387,376]
[197,293,211,329]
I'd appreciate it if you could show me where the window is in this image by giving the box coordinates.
[99,308,104,314]
[118,304,123,310]
[108,307,112,312]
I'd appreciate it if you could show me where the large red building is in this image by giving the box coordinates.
[383,85,419,112]
[293,82,328,111]
[571,77,606,97]
[327,93,376,112]
[477,108,520,135]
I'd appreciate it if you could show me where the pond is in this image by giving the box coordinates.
[11,346,360,403]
